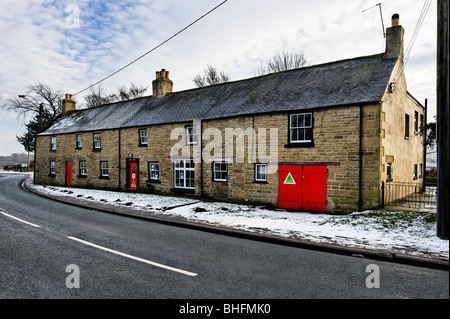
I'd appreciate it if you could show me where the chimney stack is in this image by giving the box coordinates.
[63,94,76,114]
[384,13,404,59]
[152,69,173,97]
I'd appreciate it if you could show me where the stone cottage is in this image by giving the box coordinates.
[35,14,425,213]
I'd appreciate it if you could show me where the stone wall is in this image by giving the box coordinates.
[36,104,382,214]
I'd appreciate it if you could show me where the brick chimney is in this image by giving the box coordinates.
[63,94,76,114]
[152,69,173,97]
[384,13,404,59]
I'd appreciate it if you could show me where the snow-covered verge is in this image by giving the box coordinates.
[25,179,448,260]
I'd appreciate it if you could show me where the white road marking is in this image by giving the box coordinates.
[0,211,41,228]
[67,236,198,277]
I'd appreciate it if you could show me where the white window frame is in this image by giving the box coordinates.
[255,163,267,182]
[50,136,56,150]
[50,160,56,175]
[414,111,419,133]
[76,134,82,148]
[213,162,228,182]
[186,125,198,145]
[79,161,86,176]
[149,162,159,181]
[139,129,148,145]
[405,114,410,139]
[174,159,195,189]
[100,161,109,177]
[93,133,101,149]
[289,113,313,143]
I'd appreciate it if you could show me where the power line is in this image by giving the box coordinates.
[73,0,229,97]
[393,0,432,82]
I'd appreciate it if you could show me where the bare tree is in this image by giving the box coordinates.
[256,49,308,75]
[83,83,148,108]
[1,83,63,121]
[193,64,229,87]
[109,83,148,102]
[0,83,64,153]
[83,84,112,108]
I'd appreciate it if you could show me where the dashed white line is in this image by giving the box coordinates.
[0,211,41,228]
[67,236,198,277]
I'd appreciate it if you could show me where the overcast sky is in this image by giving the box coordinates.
[0,0,437,156]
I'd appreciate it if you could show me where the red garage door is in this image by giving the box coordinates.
[278,165,327,213]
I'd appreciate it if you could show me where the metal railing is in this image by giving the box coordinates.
[381,181,437,211]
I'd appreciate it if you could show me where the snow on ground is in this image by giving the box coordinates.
[26,180,449,260]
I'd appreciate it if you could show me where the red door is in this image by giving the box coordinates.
[129,162,138,190]
[278,165,327,213]
[302,165,327,212]
[278,165,302,210]
[65,161,71,187]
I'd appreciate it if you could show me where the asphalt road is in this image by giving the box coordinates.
[0,174,448,301]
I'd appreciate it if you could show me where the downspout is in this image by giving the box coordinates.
[423,99,427,191]
[358,105,363,211]
[200,120,203,196]
[118,128,122,190]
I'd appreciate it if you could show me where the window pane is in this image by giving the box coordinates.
[305,114,311,127]
[305,128,313,141]
[256,164,267,181]
[186,171,195,188]
[290,114,298,128]
[297,129,305,141]
[291,128,298,141]
[186,159,195,168]
[298,114,305,127]
[175,171,182,187]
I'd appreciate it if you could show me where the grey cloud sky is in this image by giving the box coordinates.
[0,0,437,156]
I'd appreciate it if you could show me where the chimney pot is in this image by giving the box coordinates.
[384,13,404,59]
[152,69,173,97]
[63,93,76,114]
[392,13,400,26]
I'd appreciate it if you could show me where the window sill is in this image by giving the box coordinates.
[138,144,148,148]
[170,188,195,194]
[92,148,102,152]
[75,147,82,150]
[77,175,87,178]
[253,180,268,184]
[48,174,56,177]
[146,179,161,184]
[99,176,110,180]
[285,142,315,148]
[49,149,56,153]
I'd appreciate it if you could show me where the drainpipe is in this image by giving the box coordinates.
[358,105,363,212]
[118,128,121,190]
[200,120,203,196]
[423,99,427,192]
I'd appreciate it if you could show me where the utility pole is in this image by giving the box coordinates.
[436,0,449,239]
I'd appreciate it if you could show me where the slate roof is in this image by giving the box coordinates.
[40,53,398,136]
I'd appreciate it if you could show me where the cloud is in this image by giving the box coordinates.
[0,0,437,155]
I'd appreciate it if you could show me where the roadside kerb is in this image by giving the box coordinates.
[21,177,449,271]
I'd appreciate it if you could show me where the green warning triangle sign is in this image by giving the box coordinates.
[131,180,136,187]
[284,172,296,185]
